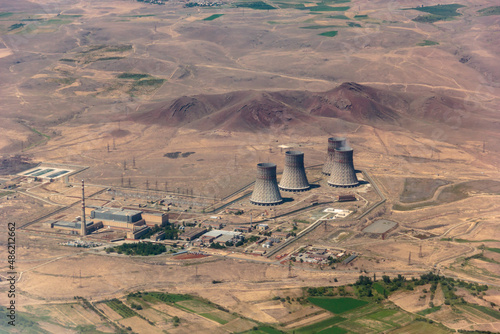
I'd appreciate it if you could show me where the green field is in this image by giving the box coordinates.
[235,1,276,10]
[118,73,150,80]
[318,30,338,37]
[203,14,224,20]
[309,5,349,11]
[478,6,500,16]
[408,4,465,23]
[330,14,349,19]
[295,316,346,334]
[417,306,441,316]
[241,326,283,334]
[417,40,439,46]
[318,326,348,334]
[308,297,368,313]
[105,299,137,318]
[146,292,192,304]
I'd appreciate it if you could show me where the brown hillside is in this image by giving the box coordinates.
[131,82,490,135]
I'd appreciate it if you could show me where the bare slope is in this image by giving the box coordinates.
[132,82,490,136]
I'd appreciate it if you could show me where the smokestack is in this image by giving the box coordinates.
[327,147,359,187]
[250,163,283,206]
[81,180,87,236]
[279,151,310,192]
[322,137,346,175]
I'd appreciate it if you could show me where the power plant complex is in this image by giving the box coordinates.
[250,136,359,206]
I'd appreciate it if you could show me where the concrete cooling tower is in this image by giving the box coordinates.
[250,163,283,206]
[322,137,346,175]
[327,147,359,187]
[279,151,310,192]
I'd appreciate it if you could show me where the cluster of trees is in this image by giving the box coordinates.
[107,242,166,256]
[139,224,180,240]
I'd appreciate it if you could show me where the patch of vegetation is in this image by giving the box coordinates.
[140,291,192,304]
[347,21,361,27]
[134,78,165,86]
[0,12,13,18]
[164,151,195,159]
[354,14,368,18]
[106,242,166,256]
[137,223,180,240]
[105,299,137,318]
[235,1,276,10]
[417,305,442,315]
[0,311,45,333]
[308,297,368,314]
[118,73,150,80]
[8,23,25,31]
[309,5,349,12]
[408,4,465,23]
[418,39,440,46]
[478,6,500,16]
[318,30,338,37]
[466,304,500,320]
[203,14,224,20]
[105,45,133,52]
[295,316,346,334]
[199,312,229,324]
[330,14,349,19]
[60,58,77,62]
[96,56,124,61]
[29,127,51,140]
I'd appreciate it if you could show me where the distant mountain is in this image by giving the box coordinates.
[131,82,491,134]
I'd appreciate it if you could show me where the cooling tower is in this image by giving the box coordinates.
[279,151,310,192]
[327,147,359,187]
[250,163,283,206]
[322,137,346,175]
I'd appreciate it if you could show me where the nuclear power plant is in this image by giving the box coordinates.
[279,151,310,192]
[322,137,346,175]
[250,163,283,206]
[327,146,359,187]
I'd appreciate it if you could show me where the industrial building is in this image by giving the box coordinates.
[141,211,169,227]
[327,147,359,187]
[279,151,310,192]
[127,226,151,240]
[250,163,283,206]
[179,228,208,241]
[44,220,102,235]
[90,207,145,230]
[322,137,346,175]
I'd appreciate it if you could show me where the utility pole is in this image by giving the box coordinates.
[408,251,411,265]
[419,245,423,258]
[133,157,136,168]
[155,180,158,191]
[113,137,116,150]
[121,175,124,187]
[146,180,149,190]
[128,178,132,188]
[107,143,110,153]
[123,160,127,171]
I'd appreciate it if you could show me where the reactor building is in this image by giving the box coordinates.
[322,137,346,175]
[327,146,359,187]
[250,163,283,206]
[279,151,310,192]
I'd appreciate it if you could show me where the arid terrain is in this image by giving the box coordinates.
[0,0,499,332]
